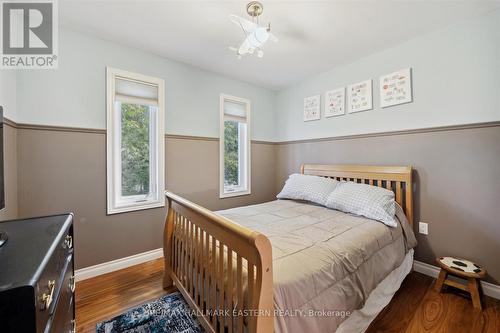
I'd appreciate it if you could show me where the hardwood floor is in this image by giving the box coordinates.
[76,259,500,333]
[365,272,500,333]
[75,259,174,333]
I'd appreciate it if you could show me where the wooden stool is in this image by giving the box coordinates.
[434,256,486,310]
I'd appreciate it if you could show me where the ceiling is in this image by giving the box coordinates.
[60,1,500,90]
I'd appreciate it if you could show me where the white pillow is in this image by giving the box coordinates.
[277,174,339,206]
[325,181,397,227]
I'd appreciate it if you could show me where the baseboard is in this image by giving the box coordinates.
[75,253,500,300]
[75,248,164,282]
[413,260,500,300]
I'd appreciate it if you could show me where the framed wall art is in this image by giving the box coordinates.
[324,87,345,117]
[303,94,321,121]
[380,68,413,108]
[348,79,372,113]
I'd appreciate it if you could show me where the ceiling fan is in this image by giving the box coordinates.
[229,1,278,59]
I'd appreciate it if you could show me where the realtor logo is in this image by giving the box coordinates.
[1,0,58,69]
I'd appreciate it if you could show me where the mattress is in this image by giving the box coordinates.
[217,199,417,333]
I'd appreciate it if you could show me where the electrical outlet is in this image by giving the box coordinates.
[419,222,428,235]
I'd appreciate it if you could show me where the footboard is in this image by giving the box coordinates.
[163,191,274,333]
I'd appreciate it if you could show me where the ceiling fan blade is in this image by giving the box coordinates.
[268,32,279,42]
[229,14,257,32]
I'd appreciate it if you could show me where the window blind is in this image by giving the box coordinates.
[224,100,247,123]
[115,77,159,106]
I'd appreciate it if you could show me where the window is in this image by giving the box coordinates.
[220,94,251,198]
[106,67,165,214]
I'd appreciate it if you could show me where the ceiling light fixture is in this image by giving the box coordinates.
[229,1,278,59]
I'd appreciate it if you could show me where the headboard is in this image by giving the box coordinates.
[301,164,413,225]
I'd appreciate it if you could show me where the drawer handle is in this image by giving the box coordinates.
[70,319,76,333]
[69,276,76,293]
[64,235,73,249]
[41,280,56,310]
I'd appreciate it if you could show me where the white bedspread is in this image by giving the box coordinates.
[217,199,416,333]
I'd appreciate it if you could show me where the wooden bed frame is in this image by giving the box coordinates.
[163,164,413,333]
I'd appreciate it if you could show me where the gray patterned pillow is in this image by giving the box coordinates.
[325,181,397,227]
[277,174,339,206]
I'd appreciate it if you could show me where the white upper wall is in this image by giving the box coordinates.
[275,9,500,141]
[15,29,277,141]
[12,9,500,142]
[0,71,17,121]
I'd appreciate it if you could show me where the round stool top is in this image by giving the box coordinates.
[436,256,486,278]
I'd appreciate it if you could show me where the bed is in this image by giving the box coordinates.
[162,164,416,333]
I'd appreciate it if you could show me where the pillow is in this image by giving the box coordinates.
[277,174,339,206]
[325,181,397,227]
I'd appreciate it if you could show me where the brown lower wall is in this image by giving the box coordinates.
[16,128,276,269]
[275,125,500,284]
[166,137,276,211]
[0,124,18,221]
[5,120,500,284]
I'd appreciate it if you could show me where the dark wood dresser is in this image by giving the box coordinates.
[0,214,75,333]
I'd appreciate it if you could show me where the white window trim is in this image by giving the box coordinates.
[106,67,165,214]
[219,94,251,199]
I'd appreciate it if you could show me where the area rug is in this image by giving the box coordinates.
[96,292,204,333]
